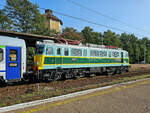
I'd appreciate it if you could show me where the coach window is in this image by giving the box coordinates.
[64,48,69,56]
[46,47,53,55]
[83,49,87,56]
[0,49,3,62]
[57,48,61,55]
[9,50,17,61]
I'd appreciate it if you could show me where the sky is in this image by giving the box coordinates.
[1,0,150,38]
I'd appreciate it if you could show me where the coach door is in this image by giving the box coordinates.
[6,47,21,80]
[56,48,62,68]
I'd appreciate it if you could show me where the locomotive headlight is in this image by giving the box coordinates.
[36,61,38,65]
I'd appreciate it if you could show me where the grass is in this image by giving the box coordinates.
[0,74,150,107]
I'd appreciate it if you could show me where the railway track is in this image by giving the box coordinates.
[1,69,150,99]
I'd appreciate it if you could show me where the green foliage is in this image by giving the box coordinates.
[103,30,121,47]
[27,47,35,69]
[0,9,11,30]
[62,27,83,40]
[120,33,140,63]
[81,26,102,44]
[3,0,58,36]
[4,0,41,33]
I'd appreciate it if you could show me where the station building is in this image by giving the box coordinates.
[45,9,63,33]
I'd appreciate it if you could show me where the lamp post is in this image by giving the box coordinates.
[144,46,146,64]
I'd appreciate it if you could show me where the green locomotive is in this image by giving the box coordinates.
[33,40,130,81]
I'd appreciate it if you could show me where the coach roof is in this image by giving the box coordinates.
[0,36,26,47]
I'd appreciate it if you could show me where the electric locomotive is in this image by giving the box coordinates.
[33,40,130,81]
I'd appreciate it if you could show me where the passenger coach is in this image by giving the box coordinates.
[0,36,26,84]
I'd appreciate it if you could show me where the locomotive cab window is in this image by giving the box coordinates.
[0,48,3,62]
[64,48,69,56]
[46,47,53,55]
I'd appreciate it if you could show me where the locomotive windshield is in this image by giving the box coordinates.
[0,48,3,62]
[36,46,44,54]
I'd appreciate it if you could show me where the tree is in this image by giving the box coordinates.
[4,0,47,34]
[0,9,11,30]
[62,27,83,40]
[138,37,150,63]
[103,30,121,47]
[81,26,102,44]
[81,26,93,43]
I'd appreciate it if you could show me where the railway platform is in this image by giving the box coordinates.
[2,78,150,113]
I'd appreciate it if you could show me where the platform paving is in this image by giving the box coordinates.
[4,79,150,113]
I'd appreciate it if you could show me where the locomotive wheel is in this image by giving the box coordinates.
[54,72,63,81]
[61,74,66,80]
[126,67,129,72]
[107,69,115,75]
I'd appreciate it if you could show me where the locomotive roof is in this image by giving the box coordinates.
[0,36,26,47]
[37,42,127,52]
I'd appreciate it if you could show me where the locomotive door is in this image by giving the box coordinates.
[56,48,62,68]
[121,52,124,64]
[6,46,21,80]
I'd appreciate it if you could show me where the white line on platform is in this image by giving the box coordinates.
[0,78,150,113]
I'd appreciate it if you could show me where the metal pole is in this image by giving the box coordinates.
[144,45,146,64]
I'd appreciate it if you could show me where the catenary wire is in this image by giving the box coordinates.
[0,3,147,37]
[39,7,145,37]
[66,0,150,34]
